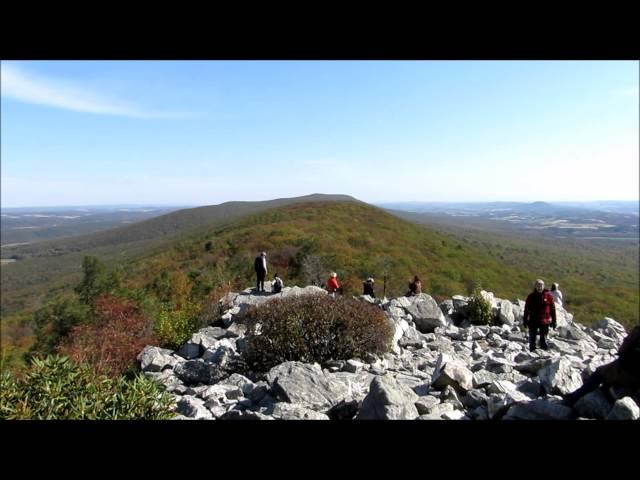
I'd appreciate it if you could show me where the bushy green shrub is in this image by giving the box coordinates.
[0,355,175,420]
[28,296,91,359]
[468,287,494,325]
[241,294,393,371]
[154,301,201,350]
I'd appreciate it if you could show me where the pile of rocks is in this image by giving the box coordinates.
[138,286,639,420]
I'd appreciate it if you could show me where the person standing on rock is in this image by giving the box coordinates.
[523,279,557,351]
[254,251,268,293]
[406,275,422,296]
[563,325,640,407]
[550,283,563,307]
[326,272,341,297]
[362,277,376,297]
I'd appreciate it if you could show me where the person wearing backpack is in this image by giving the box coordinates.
[362,277,376,298]
[254,251,268,293]
[563,325,640,407]
[272,273,284,294]
[523,279,557,351]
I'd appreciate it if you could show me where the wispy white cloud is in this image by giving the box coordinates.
[0,63,186,119]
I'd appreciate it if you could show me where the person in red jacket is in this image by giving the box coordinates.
[326,272,341,296]
[523,279,557,351]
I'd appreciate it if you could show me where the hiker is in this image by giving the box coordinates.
[326,272,341,296]
[406,275,422,296]
[550,283,563,307]
[254,251,267,293]
[523,279,557,351]
[272,273,284,294]
[563,325,640,407]
[362,277,375,298]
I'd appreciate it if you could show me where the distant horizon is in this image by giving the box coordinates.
[2,196,638,210]
[2,61,637,208]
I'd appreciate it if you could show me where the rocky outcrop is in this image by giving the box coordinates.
[139,285,638,420]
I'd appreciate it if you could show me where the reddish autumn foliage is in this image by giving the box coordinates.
[59,295,157,377]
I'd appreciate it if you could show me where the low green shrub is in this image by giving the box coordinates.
[468,287,494,325]
[241,294,393,371]
[0,355,175,420]
[154,301,202,350]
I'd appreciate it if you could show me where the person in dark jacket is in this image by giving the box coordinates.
[406,275,422,296]
[362,277,375,298]
[254,251,267,292]
[523,279,557,351]
[563,325,640,407]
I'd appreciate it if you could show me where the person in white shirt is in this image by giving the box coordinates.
[550,283,563,307]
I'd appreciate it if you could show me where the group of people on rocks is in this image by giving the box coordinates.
[253,251,639,408]
[253,251,425,299]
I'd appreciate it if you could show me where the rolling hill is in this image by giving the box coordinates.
[2,196,637,370]
[0,194,359,316]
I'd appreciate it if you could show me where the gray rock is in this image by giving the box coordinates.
[417,402,455,420]
[516,379,542,398]
[399,326,427,348]
[606,397,640,420]
[177,341,202,360]
[219,409,274,420]
[574,389,613,419]
[486,393,511,419]
[473,369,500,388]
[343,359,365,374]
[202,344,236,367]
[502,399,573,420]
[389,297,412,310]
[405,294,448,333]
[247,381,270,403]
[556,324,590,342]
[588,330,619,350]
[191,329,225,350]
[539,358,584,395]
[270,403,330,420]
[266,362,350,411]
[431,353,474,393]
[462,389,489,409]
[591,317,626,336]
[357,375,420,420]
[175,396,213,420]
[226,322,247,338]
[200,384,244,403]
[412,382,433,397]
[144,370,184,393]
[138,346,179,372]
[514,356,555,375]
[498,301,515,326]
[415,395,441,415]
[219,373,256,396]
[442,410,467,420]
[174,360,226,385]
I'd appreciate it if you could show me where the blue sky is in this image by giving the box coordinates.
[1,60,638,207]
